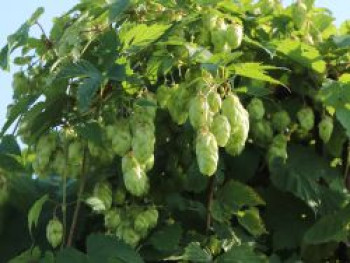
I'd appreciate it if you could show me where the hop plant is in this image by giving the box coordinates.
[167,84,191,125]
[222,94,250,156]
[226,23,243,49]
[93,181,113,211]
[123,166,149,197]
[251,120,273,146]
[46,218,63,248]
[106,119,132,157]
[189,94,211,130]
[318,116,333,143]
[211,18,229,53]
[196,130,219,176]
[297,107,315,132]
[267,134,288,165]
[272,111,291,132]
[210,114,231,147]
[207,90,222,113]
[292,1,308,29]
[156,85,172,109]
[104,209,121,231]
[247,98,265,120]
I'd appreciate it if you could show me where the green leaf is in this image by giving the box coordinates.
[304,205,350,244]
[229,63,286,86]
[1,95,38,136]
[87,234,144,263]
[0,7,44,70]
[270,145,344,213]
[120,23,171,51]
[56,248,88,263]
[217,180,265,211]
[237,208,267,237]
[262,187,314,250]
[181,242,212,263]
[27,194,49,236]
[336,107,350,138]
[0,135,21,156]
[275,39,326,74]
[57,60,102,112]
[332,35,350,49]
[108,0,131,22]
[318,80,350,109]
[0,154,24,172]
[40,251,55,263]
[216,244,268,263]
[0,45,9,70]
[150,224,182,252]
[75,121,104,146]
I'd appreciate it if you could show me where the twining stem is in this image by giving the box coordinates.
[206,175,215,233]
[67,145,88,247]
[344,142,350,189]
[61,140,69,248]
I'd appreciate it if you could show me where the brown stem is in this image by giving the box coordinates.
[206,176,215,233]
[67,146,88,247]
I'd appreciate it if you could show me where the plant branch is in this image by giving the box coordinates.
[206,175,215,233]
[67,145,88,247]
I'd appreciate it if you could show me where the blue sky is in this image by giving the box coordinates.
[0,0,348,131]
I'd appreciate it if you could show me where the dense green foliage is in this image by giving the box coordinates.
[0,0,350,262]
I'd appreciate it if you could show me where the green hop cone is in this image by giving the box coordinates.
[53,150,65,176]
[207,91,222,113]
[106,119,132,156]
[93,181,113,211]
[167,84,190,125]
[247,98,265,121]
[141,154,155,172]
[318,116,333,143]
[113,187,126,205]
[225,123,249,156]
[196,130,219,176]
[272,111,291,132]
[226,23,243,49]
[68,140,83,164]
[143,208,159,229]
[122,153,139,174]
[267,134,288,165]
[104,209,121,231]
[132,126,155,163]
[297,107,315,132]
[222,94,250,156]
[203,13,218,30]
[210,114,231,147]
[123,166,149,197]
[251,120,273,146]
[189,94,211,130]
[122,228,140,247]
[46,218,63,248]
[211,19,228,53]
[134,213,150,233]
